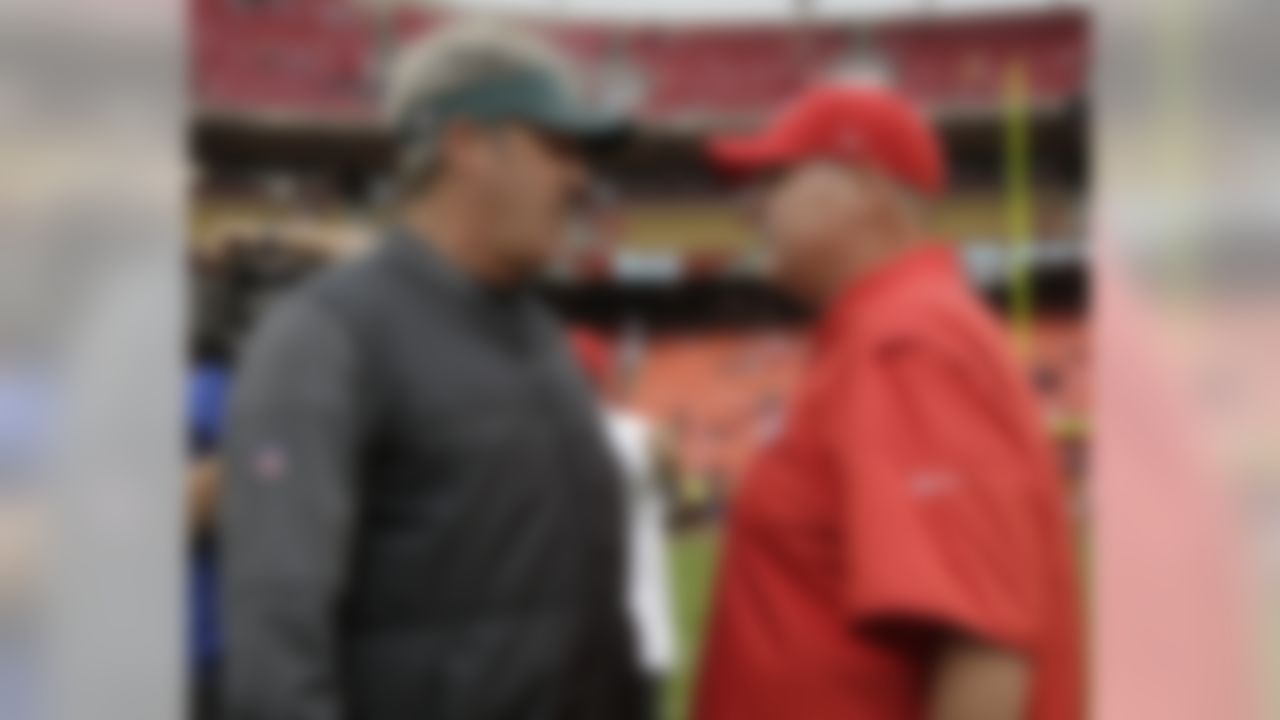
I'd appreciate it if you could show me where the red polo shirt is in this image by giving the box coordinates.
[693,245,1081,720]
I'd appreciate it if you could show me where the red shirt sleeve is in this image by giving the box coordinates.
[831,343,1046,650]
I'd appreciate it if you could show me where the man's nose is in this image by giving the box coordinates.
[562,162,592,209]
[566,159,590,191]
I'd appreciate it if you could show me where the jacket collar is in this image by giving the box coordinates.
[815,242,957,351]
[382,225,548,350]
[383,225,501,307]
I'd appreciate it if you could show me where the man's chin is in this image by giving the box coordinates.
[507,250,559,283]
[765,266,800,296]
[769,270,824,310]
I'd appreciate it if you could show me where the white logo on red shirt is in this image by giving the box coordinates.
[911,469,958,499]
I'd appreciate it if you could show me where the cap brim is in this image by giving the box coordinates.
[533,106,634,156]
[705,133,802,177]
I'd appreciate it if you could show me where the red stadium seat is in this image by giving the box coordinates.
[192,2,1085,121]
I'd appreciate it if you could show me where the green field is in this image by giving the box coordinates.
[662,529,720,720]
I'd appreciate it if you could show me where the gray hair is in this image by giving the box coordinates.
[384,20,576,192]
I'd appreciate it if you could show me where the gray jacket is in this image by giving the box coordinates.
[221,230,642,720]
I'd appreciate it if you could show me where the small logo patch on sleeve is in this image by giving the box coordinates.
[911,469,958,499]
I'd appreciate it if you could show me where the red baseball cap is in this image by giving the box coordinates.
[707,83,946,196]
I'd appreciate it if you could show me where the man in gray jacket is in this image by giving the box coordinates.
[221,22,641,720]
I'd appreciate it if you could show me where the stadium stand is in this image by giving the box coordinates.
[192,0,1086,122]
[622,314,1087,511]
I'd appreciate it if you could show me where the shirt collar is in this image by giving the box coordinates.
[383,224,529,309]
[815,242,958,351]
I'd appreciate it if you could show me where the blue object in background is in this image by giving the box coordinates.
[188,363,230,672]
[190,364,231,456]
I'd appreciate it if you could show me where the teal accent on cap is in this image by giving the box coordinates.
[398,69,627,148]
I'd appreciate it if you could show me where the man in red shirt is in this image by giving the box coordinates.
[693,85,1082,720]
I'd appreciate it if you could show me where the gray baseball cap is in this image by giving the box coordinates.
[388,22,630,156]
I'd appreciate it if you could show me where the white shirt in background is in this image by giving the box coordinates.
[602,408,677,676]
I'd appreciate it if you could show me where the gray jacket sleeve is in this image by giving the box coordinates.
[221,293,366,720]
